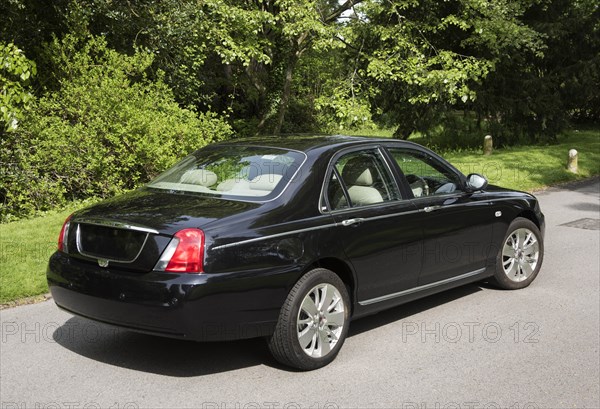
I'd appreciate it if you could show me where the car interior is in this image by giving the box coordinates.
[339,156,387,206]
[390,151,460,198]
[327,152,398,209]
[326,149,463,211]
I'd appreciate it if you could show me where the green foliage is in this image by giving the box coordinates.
[314,84,375,131]
[0,0,600,182]
[0,42,36,131]
[352,0,548,139]
[32,0,365,136]
[470,0,600,144]
[0,35,231,222]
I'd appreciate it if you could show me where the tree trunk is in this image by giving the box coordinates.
[273,54,297,135]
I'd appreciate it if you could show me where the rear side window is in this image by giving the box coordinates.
[325,149,400,211]
[148,146,305,200]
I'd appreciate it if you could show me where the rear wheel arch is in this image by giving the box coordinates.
[306,257,356,314]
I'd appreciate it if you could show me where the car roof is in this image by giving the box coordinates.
[213,134,420,153]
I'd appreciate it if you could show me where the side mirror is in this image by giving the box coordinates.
[466,173,488,192]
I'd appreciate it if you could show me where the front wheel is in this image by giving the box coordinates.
[268,268,350,370]
[492,217,544,290]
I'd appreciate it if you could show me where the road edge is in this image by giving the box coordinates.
[0,293,52,310]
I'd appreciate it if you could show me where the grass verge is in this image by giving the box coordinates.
[0,204,86,303]
[444,129,600,192]
[1,128,598,304]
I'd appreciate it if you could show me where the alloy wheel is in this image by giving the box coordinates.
[502,228,540,282]
[296,283,346,358]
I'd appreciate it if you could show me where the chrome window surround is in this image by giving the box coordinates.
[319,145,403,214]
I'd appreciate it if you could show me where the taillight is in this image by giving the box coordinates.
[58,214,72,253]
[155,228,204,273]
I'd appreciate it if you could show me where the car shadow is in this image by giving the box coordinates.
[53,283,488,376]
[53,317,275,376]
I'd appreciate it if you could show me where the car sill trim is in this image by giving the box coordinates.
[358,267,487,306]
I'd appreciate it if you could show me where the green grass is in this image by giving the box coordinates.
[0,128,598,303]
[0,204,86,303]
[444,129,600,191]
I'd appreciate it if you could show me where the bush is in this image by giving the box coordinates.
[0,35,231,222]
[0,42,37,132]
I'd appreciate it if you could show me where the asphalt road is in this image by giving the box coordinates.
[1,178,599,409]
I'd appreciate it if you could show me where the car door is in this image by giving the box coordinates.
[385,147,494,285]
[322,146,423,303]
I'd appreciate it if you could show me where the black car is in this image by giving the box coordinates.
[48,136,545,370]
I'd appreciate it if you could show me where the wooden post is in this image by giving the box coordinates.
[483,135,493,155]
[567,149,578,173]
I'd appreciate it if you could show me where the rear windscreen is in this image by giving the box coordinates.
[147,145,306,200]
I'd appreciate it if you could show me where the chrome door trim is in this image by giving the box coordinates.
[211,223,338,251]
[210,207,427,251]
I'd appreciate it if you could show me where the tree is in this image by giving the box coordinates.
[344,0,546,139]
[1,0,597,142]
[35,0,368,135]
[471,0,600,143]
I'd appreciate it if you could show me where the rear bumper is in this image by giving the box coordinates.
[47,252,296,341]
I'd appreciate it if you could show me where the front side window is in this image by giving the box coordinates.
[388,149,462,198]
[148,146,305,199]
[325,149,400,211]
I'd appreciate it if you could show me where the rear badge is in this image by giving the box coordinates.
[98,259,109,268]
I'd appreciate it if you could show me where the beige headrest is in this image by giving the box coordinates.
[249,174,283,191]
[342,158,374,186]
[180,169,218,187]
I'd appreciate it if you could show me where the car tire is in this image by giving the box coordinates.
[268,268,350,370]
[491,217,544,290]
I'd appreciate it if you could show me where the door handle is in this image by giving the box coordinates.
[341,218,364,227]
[423,205,442,213]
